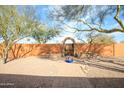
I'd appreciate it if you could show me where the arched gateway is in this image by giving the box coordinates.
[62,37,76,57]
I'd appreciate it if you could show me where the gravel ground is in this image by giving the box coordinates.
[0,56,124,88]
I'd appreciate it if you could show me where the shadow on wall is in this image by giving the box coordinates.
[76,44,112,58]
[0,74,123,88]
[37,44,61,57]
[8,44,62,62]
[0,43,122,62]
[9,44,34,61]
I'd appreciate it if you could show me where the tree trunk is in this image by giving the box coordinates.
[2,49,9,64]
[3,57,7,64]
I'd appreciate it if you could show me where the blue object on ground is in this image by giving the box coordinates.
[65,59,73,63]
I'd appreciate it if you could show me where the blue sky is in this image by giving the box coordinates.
[1,5,124,44]
[31,5,124,44]
[18,5,83,44]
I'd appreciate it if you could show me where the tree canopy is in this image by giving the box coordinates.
[50,5,124,33]
[86,33,115,44]
[32,25,60,43]
[0,6,60,63]
[120,40,124,43]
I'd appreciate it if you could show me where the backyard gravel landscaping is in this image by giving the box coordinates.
[0,56,124,88]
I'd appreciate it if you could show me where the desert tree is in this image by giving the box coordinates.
[0,6,39,63]
[120,40,124,43]
[0,6,48,63]
[75,31,115,58]
[32,25,60,43]
[0,6,61,63]
[86,33,115,44]
[50,5,124,33]
[50,5,123,59]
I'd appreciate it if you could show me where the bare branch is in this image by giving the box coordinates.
[114,5,124,30]
[52,5,124,34]
[62,20,124,33]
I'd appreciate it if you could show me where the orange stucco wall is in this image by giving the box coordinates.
[114,44,124,57]
[0,44,124,60]
[8,44,62,60]
[75,44,113,57]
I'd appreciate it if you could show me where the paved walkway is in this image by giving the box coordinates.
[0,56,124,87]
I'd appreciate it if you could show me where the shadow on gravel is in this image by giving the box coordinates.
[86,62,124,73]
[98,58,124,67]
[0,74,124,88]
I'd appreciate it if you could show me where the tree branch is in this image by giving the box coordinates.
[62,20,124,33]
[114,5,124,30]
[62,14,124,33]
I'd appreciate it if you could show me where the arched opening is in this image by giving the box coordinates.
[62,37,76,57]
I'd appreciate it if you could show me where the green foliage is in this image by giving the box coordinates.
[0,6,40,63]
[87,33,115,44]
[0,6,37,45]
[58,6,118,25]
[120,40,124,43]
[32,25,60,43]
[0,5,60,63]
[51,5,124,33]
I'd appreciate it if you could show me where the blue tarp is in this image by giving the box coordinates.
[65,59,73,63]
